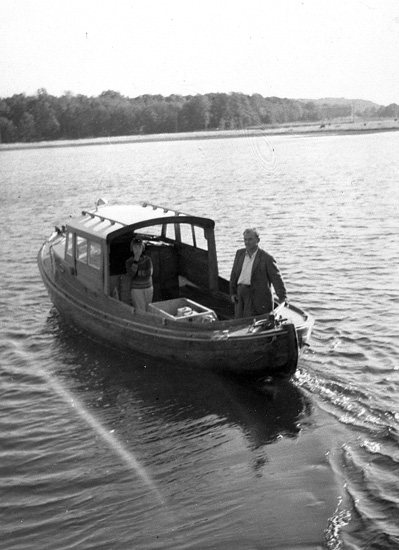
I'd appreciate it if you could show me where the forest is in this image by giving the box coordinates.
[0,89,397,143]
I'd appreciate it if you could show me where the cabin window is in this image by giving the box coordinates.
[180,223,195,246]
[178,224,207,249]
[193,227,208,250]
[76,236,88,263]
[88,241,101,269]
[66,232,74,257]
[74,236,102,291]
[163,223,175,240]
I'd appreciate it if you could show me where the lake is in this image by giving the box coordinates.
[1,130,398,549]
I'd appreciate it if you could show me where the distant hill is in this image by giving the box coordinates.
[297,97,381,112]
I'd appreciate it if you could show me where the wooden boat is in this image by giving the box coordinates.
[38,200,314,378]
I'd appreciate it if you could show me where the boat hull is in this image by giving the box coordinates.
[38,245,306,377]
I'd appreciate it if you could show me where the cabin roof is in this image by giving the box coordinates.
[65,202,214,241]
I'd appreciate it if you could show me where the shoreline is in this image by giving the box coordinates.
[1,119,399,151]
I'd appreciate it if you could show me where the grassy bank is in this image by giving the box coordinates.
[1,118,398,151]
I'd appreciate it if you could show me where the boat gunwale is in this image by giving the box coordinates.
[38,243,308,344]
[40,228,313,331]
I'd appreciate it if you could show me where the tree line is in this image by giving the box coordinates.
[0,88,396,143]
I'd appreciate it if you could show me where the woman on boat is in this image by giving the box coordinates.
[126,237,153,311]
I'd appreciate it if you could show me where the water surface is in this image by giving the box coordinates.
[1,130,398,549]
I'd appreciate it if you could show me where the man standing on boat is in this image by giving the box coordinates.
[126,238,153,311]
[230,228,287,319]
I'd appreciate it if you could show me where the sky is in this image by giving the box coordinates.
[1,0,399,105]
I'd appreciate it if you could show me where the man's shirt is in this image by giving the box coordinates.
[237,249,258,285]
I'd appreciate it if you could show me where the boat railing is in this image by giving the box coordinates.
[81,210,129,227]
[81,202,190,229]
[141,201,190,217]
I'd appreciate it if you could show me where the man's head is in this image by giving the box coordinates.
[243,228,260,254]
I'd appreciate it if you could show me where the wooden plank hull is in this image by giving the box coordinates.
[38,246,305,378]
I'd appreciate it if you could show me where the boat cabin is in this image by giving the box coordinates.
[54,202,231,317]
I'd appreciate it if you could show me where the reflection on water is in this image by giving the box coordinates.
[47,309,311,455]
